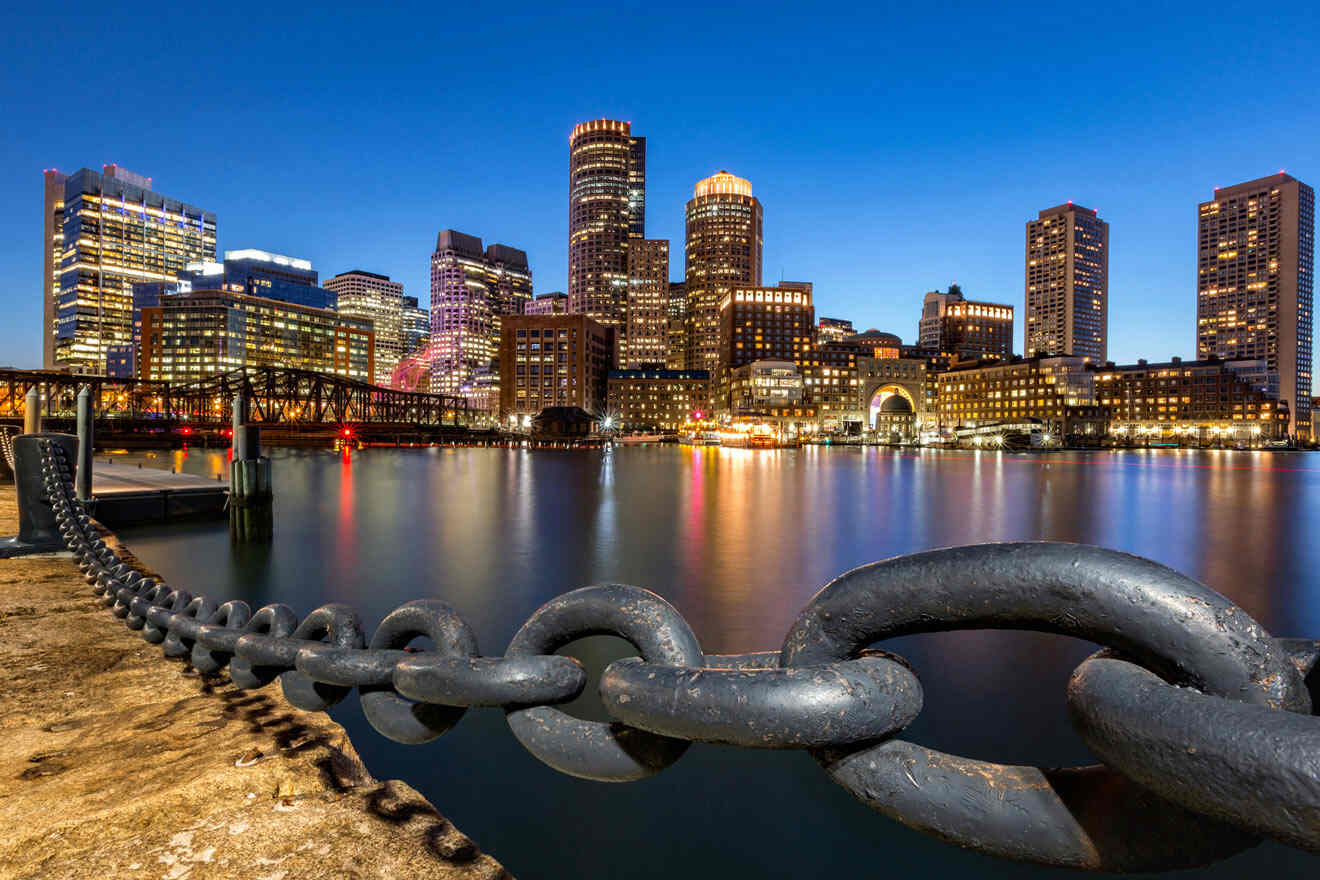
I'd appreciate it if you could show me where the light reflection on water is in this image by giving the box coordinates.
[114,446,1320,878]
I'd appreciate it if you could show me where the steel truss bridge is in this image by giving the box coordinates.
[0,367,470,436]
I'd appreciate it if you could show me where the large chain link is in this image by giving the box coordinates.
[32,439,1320,871]
[0,426,16,474]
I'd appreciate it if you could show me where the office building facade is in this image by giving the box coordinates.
[726,360,814,421]
[139,289,373,384]
[624,239,669,367]
[499,313,616,420]
[46,165,216,373]
[526,292,570,315]
[666,281,687,369]
[430,229,532,410]
[325,270,405,387]
[685,172,763,374]
[1196,173,1314,439]
[401,295,429,352]
[919,285,1014,359]
[568,119,645,334]
[41,169,68,369]
[607,368,710,430]
[181,249,333,309]
[817,317,855,345]
[1025,203,1108,361]
[716,282,813,410]
[1094,357,1289,443]
[937,356,1104,440]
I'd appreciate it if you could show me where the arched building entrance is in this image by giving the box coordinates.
[869,386,916,441]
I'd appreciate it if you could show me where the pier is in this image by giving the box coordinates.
[0,486,508,880]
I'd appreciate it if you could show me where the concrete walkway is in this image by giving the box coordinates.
[0,488,509,880]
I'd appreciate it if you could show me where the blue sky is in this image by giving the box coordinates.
[2,1,1317,370]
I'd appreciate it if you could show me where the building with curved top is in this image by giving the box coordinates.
[845,329,903,360]
[873,393,916,441]
[685,171,763,376]
[568,119,646,336]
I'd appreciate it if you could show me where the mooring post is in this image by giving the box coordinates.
[23,386,41,435]
[229,389,272,542]
[0,433,78,558]
[75,385,93,503]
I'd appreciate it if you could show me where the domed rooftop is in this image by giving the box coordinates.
[879,394,913,413]
[847,329,903,346]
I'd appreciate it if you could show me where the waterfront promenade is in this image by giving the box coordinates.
[0,488,508,880]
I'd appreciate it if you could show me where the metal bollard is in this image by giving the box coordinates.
[0,433,79,558]
[230,389,272,542]
[76,386,93,503]
[23,387,41,434]
[231,390,261,463]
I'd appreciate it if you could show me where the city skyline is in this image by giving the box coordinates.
[3,2,1319,374]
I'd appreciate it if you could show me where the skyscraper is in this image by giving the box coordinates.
[685,171,763,374]
[1197,173,1314,439]
[41,170,68,369]
[430,230,531,411]
[401,295,429,354]
[1025,203,1108,361]
[45,165,216,373]
[325,270,406,387]
[624,239,669,367]
[666,281,687,370]
[568,119,645,333]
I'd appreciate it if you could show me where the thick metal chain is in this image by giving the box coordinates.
[0,426,16,474]
[32,438,1320,871]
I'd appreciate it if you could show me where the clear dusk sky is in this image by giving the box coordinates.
[2,1,1317,371]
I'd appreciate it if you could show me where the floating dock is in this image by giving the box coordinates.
[89,461,228,526]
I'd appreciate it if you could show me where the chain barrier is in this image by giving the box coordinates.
[0,426,16,474]
[29,437,1320,871]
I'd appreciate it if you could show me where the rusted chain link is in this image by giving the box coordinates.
[31,437,1320,871]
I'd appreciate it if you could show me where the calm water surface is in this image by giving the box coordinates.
[116,446,1320,878]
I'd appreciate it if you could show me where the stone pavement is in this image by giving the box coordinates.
[0,488,509,880]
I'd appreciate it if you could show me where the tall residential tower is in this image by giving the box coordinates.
[624,239,669,367]
[568,120,645,334]
[1197,173,1314,439]
[685,171,763,375]
[1025,203,1108,361]
[430,230,532,412]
